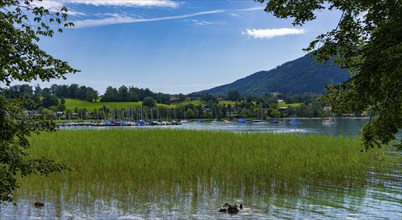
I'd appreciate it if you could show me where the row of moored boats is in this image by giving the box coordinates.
[58,120,183,127]
[58,118,336,127]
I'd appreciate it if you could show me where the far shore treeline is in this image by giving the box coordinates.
[1,84,365,121]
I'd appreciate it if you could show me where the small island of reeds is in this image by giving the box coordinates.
[17,129,400,202]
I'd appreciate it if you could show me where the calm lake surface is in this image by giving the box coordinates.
[1,119,401,219]
[59,118,368,135]
[59,118,402,140]
[179,118,370,137]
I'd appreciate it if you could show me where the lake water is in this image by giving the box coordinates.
[59,118,369,136]
[60,118,400,140]
[2,177,401,219]
[1,119,401,219]
[179,119,369,137]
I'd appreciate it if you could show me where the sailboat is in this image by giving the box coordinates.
[322,115,336,126]
[223,119,232,124]
[212,108,218,123]
[223,106,232,123]
[180,107,189,123]
[252,119,267,124]
[252,104,267,124]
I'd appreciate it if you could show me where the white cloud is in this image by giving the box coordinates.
[32,0,178,19]
[34,0,178,9]
[32,1,87,16]
[234,7,264,12]
[73,10,226,28]
[192,20,213,26]
[73,14,135,28]
[227,7,264,18]
[67,0,178,8]
[32,0,64,9]
[243,28,306,39]
[191,19,225,27]
[63,6,264,28]
[67,10,87,16]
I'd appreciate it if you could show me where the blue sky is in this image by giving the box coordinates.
[31,0,341,94]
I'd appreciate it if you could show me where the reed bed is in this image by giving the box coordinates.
[16,129,400,201]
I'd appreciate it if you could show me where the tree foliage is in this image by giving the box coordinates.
[142,96,156,108]
[100,85,170,104]
[227,90,241,101]
[0,0,78,203]
[258,0,402,150]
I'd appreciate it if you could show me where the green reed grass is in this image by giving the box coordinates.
[17,129,400,200]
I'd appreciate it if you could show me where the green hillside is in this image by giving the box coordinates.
[199,53,350,95]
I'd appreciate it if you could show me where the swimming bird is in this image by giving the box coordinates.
[34,201,44,208]
[219,203,243,214]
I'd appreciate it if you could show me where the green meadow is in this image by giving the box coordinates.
[65,98,246,110]
[278,101,302,108]
[64,98,143,110]
[17,129,400,201]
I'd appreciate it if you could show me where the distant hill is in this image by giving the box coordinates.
[198,53,350,95]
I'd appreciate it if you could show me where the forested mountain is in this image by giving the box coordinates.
[199,53,350,95]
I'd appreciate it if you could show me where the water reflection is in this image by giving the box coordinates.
[59,119,402,142]
[59,119,370,137]
[2,172,401,219]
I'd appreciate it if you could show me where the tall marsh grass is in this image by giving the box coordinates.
[17,129,400,200]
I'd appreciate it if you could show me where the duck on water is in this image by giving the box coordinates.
[219,203,243,214]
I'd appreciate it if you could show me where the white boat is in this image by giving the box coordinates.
[322,119,336,125]
[252,119,267,124]
[322,114,336,126]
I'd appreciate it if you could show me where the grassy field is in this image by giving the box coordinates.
[218,100,237,106]
[16,129,400,201]
[64,98,143,110]
[65,98,296,111]
[278,101,302,108]
[65,98,206,110]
